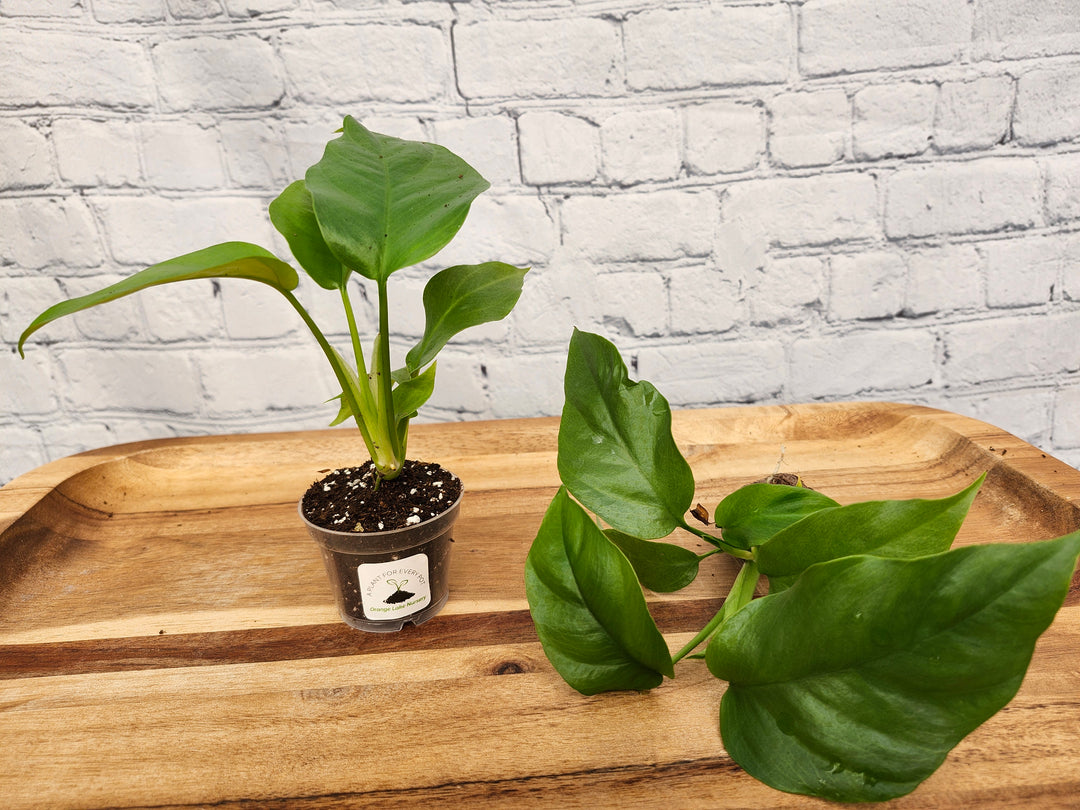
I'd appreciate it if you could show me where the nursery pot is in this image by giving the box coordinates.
[299,488,461,633]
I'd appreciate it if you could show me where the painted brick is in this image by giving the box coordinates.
[1014,69,1080,146]
[0,197,103,270]
[625,5,790,90]
[518,112,599,185]
[884,159,1043,238]
[91,0,165,22]
[219,119,292,188]
[63,274,143,343]
[508,261,583,346]
[0,119,53,190]
[853,83,935,160]
[668,265,741,334]
[282,114,358,177]
[934,76,1014,153]
[1052,385,1080,448]
[1044,153,1080,223]
[0,30,155,108]
[685,102,764,175]
[487,352,566,419]
[140,280,225,342]
[593,270,668,338]
[0,348,57,416]
[562,191,716,262]
[168,0,223,18]
[800,0,971,76]
[456,19,620,99]
[432,115,519,186]
[0,428,45,488]
[984,236,1061,307]
[141,120,225,190]
[220,281,298,340]
[224,0,298,15]
[600,109,681,184]
[905,245,982,315]
[974,0,1080,60]
[1059,236,1080,302]
[768,89,850,168]
[96,196,277,266]
[1,0,82,16]
[790,330,935,398]
[747,256,827,326]
[724,173,879,248]
[432,194,556,269]
[56,348,203,413]
[281,25,447,104]
[636,339,786,405]
[950,389,1052,445]
[153,36,284,111]
[828,251,907,321]
[423,350,489,415]
[0,276,73,347]
[53,118,141,188]
[943,312,1080,384]
[197,344,336,416]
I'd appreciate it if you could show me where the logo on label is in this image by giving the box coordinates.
[358,553,431,620]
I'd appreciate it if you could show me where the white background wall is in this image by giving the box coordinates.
[3,0,1080,485]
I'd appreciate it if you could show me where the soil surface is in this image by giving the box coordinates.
[301,459,462,533]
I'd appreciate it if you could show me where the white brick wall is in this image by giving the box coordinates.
[4,0,1080,486]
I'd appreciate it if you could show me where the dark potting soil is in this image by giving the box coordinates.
[301,459,462,533]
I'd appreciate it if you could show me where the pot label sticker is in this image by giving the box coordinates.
[358,553,431,620]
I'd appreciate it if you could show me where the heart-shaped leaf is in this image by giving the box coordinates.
[304,117,489,281]
[757,474,984,591]
[558,329,695,539]
[603,529,703,593]
[405,262,528,373]
[525,488,674,695]
[707,531,1080,802]
[18,242,297,356]
[714,483,839,550]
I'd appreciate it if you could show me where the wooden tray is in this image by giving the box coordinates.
[1,402,1078,808]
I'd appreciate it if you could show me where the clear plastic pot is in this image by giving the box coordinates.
[299,490,461,632]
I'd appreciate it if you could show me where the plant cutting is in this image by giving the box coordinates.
[18,117,528,632]
[525,328,1080,802]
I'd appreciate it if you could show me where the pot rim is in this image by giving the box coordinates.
[297,485,464,542]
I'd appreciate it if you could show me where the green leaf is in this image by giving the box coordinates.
[304,117,490,281]
[714,483,839,550]
[18,242,297,356]
[392,362,437,428]
[558,329,695,539]
[707,532,1080,802]
[525,488,674,695]
[405,263,528,373]
[604,529,703,593]
[268,179,347,290]
[757,475,984,592]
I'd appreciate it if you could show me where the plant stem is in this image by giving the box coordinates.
[672,560,760,664]
[680,521,754,560]
[374,276,403,478]
[340,283,369,382]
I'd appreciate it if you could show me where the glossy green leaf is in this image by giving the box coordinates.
[525,488,674,695]
[714,483,839,550]
[393,362,437,428]
[405,263,528,373]
[18,242,297,356]
[757,475,984,592]
[268,179,346,290]
[304,117,489,281]
[707,532,1080,802]
[603,529,702,593]
[558,329,695,539]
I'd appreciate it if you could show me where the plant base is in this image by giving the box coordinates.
[299,464,462,633]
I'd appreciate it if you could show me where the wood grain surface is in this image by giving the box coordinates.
[1,402,1078,808]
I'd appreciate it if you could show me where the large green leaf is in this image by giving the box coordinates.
[756,475,984,592]
[268,179,347,290]
[604,529,703,593]
[525,488,674,695]
[707,532,1080,802]
[714,483,839,550]
[405,263,528,373]
[304,117,490,281]
[393,362,437,428]
[558,329,695,539]
[18,242,297,356]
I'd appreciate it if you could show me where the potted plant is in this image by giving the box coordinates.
[18,117,528,632]
[526,327,1080,802]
